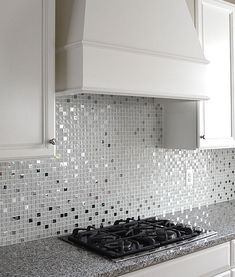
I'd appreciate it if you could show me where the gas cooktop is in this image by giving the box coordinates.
[62,217,217,262]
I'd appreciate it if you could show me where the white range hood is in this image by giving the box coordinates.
[56,0,209,100]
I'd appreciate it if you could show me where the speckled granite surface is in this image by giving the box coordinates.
[1,200,235,277]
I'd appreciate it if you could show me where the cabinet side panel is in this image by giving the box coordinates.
[163,101,198,150]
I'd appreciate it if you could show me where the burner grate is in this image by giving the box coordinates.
[62,217,217,260]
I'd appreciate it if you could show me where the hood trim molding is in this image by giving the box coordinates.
[56,86,209,101]
[56,40,209,64]
[56,40,209,100]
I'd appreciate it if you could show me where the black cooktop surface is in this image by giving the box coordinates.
[63,217,216,261]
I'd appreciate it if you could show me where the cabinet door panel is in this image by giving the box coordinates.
[0,0,43,146]
[0,0,55,159]
[203,2,231,139]
[198,0,235,148]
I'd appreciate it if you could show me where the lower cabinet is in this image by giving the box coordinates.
[122,241,235,277]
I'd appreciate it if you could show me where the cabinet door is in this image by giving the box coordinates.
[0,0,55,160]
[197,0,235,148]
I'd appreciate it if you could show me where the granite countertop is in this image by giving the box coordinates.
[1,200,235,277]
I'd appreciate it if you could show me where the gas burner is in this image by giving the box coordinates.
[62,217,217,261]
[105,239,134,253]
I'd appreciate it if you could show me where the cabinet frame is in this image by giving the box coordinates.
[0,0,55,160]
[196,0,235,149]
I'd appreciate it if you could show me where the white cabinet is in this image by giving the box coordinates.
[0,0,55,160]
[231,269,235,277]
[122,243,230,277]
[197,0,235,148]
[164,0,235,150]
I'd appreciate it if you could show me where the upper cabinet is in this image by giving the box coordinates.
[198,0,235,148]
[56,0,209,101]
[164,0,235,150]
[0,0,55,160]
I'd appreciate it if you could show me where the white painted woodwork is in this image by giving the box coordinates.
[122,243,230,277]
[164,0,235,150]
[197,0,235,148]
[0,0,55,160]
[214,271,231,277]
[56,0,209,100]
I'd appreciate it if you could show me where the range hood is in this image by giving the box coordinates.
[56,0,209,100]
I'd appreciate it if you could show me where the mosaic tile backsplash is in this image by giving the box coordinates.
[0,94,235,246]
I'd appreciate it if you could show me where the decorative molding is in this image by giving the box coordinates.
[42,0,48,147]
[42,0,55,152]
[56,86,209,101]
[204,0,235,9]
[56,40,209,65]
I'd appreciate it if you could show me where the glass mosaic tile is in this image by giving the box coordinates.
[0,94,234,246]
